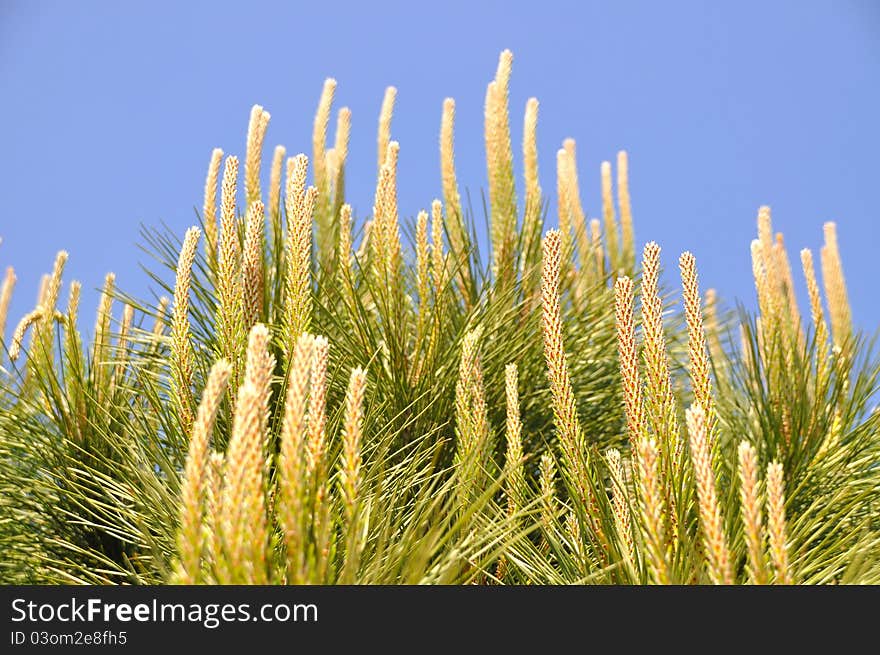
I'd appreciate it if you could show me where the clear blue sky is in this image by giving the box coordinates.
[1,0,878,338]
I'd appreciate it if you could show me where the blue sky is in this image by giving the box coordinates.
[1,1,878,338]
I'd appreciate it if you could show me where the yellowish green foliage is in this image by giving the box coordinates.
[0,51,877,586]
